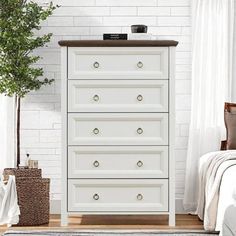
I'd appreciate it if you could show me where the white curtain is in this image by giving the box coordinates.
[183,0,235,211]
[0,96,15,174]
[232,2,236,102]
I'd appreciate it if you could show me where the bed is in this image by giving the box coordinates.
[216,165,236,235]
[196,103,236,235]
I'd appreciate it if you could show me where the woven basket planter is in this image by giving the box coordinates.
[4,168,42,180]
[3,168,50,226]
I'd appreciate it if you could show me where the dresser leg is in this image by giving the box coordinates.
[61,213,68,226]
[169,214,176,226]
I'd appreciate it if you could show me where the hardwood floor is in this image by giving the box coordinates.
[0,214,203,234]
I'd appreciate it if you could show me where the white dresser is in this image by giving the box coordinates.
[59,40,178,226]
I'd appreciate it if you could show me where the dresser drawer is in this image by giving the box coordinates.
[68,146,168,178]
[68,47,168,79]
[68,179,168,212]
[68,80,168,113]
[68,113,168,146]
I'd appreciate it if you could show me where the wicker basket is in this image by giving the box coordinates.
[3,168,50,226]
[4,168,42,180]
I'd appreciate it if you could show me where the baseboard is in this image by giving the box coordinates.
[50,200,61,214]
[175,198,186,214]
[50,198,187,215]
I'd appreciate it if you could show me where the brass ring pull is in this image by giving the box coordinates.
[93,95,99,102]
[137,194,143,200]
[93,194,99,200]
[137,95,143,101]
[137,61,143,68]
[93,128,99,135]
[93,160,100,167]
[137,128,143,134]
[137,161,143,167]
[93,62,100,68]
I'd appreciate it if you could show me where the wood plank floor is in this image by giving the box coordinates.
[0,214,203,234]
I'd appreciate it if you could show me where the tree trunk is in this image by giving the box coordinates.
[16,96,21,167]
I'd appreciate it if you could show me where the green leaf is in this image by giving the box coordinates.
[0,0,59,97]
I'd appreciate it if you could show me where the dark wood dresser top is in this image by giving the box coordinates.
[58,40,178,47]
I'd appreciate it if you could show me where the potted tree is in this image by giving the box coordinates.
[0,0,59,226]
[0,0,58,168]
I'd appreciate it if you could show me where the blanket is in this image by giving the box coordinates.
[0,175,20,226]
[196,150,236,231]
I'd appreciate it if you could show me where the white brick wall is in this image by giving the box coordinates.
[22,0,191,205]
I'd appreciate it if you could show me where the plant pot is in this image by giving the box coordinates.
[3,168,42,180]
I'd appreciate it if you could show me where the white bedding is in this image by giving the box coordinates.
[216,165,236,234]
[196,151,236,233]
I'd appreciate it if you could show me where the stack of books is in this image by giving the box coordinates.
[103,34,127,40]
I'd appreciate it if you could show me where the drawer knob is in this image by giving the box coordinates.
[93,160,100,167]
[93,94,100,102]
[137,161,143,167]
[93,128,100,135]
[93,62,100,68]
[137,61,143,68]
[93,194,99,200]
[137,95,143,101]
[137,128,143,135]
[137,194,143,201]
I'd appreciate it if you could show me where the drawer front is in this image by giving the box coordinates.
[68,179,168,212]
[68,47,168,79]
[68,113,168,145]
[68,80,168,113]
[68,146,168,178]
